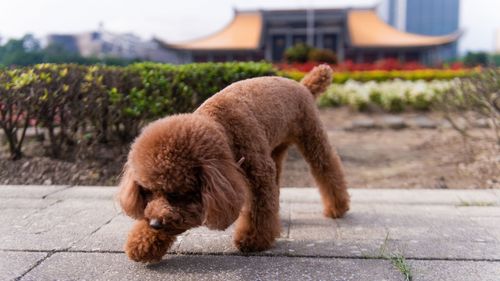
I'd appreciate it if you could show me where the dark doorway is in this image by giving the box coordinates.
[323,34,338,52]
[272,34,286,61]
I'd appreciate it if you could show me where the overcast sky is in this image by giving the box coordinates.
[0,0,498,54]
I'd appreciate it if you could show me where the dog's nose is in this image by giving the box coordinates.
[149,219,162,230]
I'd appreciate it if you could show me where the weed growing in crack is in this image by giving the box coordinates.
[390,254,413,281]
[456,200,496,207]
[372,232,414,281]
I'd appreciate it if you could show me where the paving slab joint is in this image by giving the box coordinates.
[14,251,54,281]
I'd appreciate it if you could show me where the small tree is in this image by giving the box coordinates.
[463,51,489,67]
[309,48,336,64]
[284,43,337,64]
[435,68,500,146]
[284,43,312,63]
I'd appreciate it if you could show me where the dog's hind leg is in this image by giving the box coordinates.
[271,143,289,186]
[295,115,350,219]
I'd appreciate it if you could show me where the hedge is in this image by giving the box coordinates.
[0,62,276,159]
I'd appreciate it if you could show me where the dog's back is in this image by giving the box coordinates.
[195,65,332,146]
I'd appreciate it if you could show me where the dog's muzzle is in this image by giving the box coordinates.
[148,219,186,235]
[149,218,162,230]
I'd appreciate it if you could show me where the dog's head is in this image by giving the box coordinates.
[118,114,247,234]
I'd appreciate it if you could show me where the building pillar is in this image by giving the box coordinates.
[265,34,273,61]
[317,32,324,49]
[337,33,345,62]
[306,9,315,46]
[286,33,293,49]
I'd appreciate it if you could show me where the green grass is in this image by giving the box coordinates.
[373,232,413,281]
[456,200,496,207]
[390,254,413,281]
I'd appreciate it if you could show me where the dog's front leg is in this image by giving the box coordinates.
[234,158,281,252]
[124,219,176,263]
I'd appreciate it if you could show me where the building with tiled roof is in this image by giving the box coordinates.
[156,8,461,65]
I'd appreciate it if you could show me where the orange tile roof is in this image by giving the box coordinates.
[163,9,460,51]
[170,12,262,50]
[348,10,460,48]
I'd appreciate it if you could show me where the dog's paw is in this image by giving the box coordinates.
[233,228,276,252]
[324,198,350,219]
[124,220,176,263]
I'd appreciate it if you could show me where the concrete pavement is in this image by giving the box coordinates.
[1,185,499,280]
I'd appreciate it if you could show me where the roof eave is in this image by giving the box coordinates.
[179,47,261,52]
[350,42,458,49]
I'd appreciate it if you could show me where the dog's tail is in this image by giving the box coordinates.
[300,64,333,98]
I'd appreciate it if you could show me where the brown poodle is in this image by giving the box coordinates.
[119,65,350,263]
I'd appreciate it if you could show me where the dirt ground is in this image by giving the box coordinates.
[1,108,498,189]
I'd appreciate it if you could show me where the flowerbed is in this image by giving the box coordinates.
[318,79,456,112]
[281,68,475,84]
[277,59,477,83]
[276,59,465,72]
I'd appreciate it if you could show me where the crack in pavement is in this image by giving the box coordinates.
[88,214,119,236]
[286,201,500,206]
[41,185,73,199]
[4,244,500,280]
[18,199,64,230]
[64,213,121,251]
[9,213,119,281]
[14,251,54,281]
[21,199,62,218]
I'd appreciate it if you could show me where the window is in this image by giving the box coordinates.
[91,32,101,41]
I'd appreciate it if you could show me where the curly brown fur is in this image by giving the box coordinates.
[300,64,333,97]
[125,219,176,263]
[119,64,350,262]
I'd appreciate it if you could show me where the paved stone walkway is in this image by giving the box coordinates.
[1,185,499,280]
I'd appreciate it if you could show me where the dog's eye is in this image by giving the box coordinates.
[167,191,200,203]
[139,187,153,200]
[166,192,182,201]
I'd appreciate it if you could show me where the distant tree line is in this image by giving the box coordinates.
[462,51,500,67]
[0,34,139,68]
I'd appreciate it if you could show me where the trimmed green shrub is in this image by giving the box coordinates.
[309,49,336,64]
[0,62,276,159]
[284,43,312,63]
[283,44,337,64]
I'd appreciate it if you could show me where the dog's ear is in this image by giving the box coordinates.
[201,159,246,230]
[119,165,145,219]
